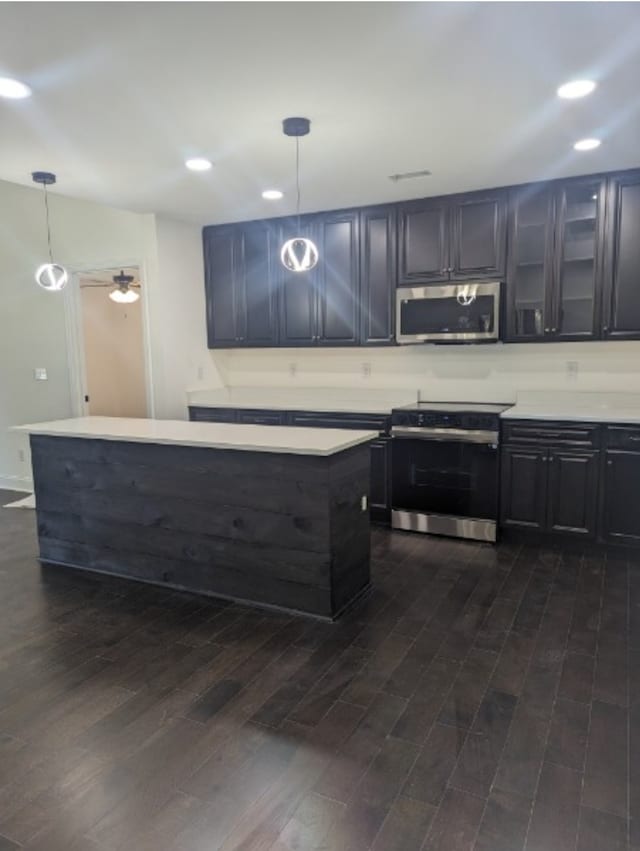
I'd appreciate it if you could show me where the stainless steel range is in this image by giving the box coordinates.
[391,402,511,542]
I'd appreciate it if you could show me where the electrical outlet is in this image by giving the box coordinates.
[360,495,368,512]
[566,360,579,380]
[361,362,371,379]
[33,368,47,381]
[18,449,25,463]
[289,362,298,378]
[197,365,204,381]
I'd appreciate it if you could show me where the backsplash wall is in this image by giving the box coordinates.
[213,341,640,402]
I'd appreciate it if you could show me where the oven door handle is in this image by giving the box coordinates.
[391,426,499,445]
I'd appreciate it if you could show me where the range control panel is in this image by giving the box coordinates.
[392,409,502,431]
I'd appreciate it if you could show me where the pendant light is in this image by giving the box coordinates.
[280,117,319,273]
[109,270,140,304]
[32,171,69,292]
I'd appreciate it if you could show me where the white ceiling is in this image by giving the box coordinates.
[1,2,639,225]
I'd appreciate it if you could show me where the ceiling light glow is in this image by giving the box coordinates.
[574,138,601,152]
[109,287,140,304]
[557,79,596,100]
[185,158,212,172]
[262,189,284,200]
[0,77,32,99]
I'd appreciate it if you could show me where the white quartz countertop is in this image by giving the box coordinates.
[501,391,640,424]
[186,387,419,415]
[13,417,379,456]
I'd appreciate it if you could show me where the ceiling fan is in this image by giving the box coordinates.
[81,270,141,304]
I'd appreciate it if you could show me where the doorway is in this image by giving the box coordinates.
[77,267,148,418]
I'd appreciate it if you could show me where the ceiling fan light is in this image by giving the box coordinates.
[109,287,140,304]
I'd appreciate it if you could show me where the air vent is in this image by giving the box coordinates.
[388,169,432,182]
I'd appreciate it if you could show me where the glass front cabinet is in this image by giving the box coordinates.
[506,177,606,342]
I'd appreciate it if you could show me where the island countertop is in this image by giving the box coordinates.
[14,416,378,456]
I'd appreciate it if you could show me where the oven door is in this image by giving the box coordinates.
[391,432,499,539]
[396,282,500,343]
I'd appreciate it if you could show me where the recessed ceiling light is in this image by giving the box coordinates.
[185,158,212,172]
[262,189,283,200]
[573,138,601,152]
[557,79,596,100]
[0,77,32,99]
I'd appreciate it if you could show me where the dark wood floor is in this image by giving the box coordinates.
[0,487,637,851]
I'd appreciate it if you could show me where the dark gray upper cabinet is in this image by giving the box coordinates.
[203,168,640,349]
[278,211,360,346]
[241,222,279,346]
[505,183,555,341]
[204,226,239,347]
[505,176,606,342]
[277,216,318,347]
[398,198,449,284]
[450,191,506,280]
[603,171,640,339]
[203,222,278,348]
[316,210,360,346]
[398,190,506,286]
[360,205,396,345]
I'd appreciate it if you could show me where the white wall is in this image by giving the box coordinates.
[0,179,217,491]
[146,216,223,420]
[216,340,640,402]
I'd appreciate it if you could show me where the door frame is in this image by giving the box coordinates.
[63,260,155,418]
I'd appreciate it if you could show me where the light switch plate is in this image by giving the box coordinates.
[34,368,48,381]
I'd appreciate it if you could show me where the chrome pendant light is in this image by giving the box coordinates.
[280,117,318,273]
[32,171,69,291]
[109,270,140,304]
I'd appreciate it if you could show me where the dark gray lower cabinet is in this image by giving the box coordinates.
[369,438,391,524]
[500,447,547,531]
[547,450,599,535]
[602,449,640,545]
[188,406,391,524]
[501,421,601,539]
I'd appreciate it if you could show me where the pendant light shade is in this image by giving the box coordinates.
[32,171,69,291]
[280,117,318,273]
[109,270,140,304]
[35,263,68,292]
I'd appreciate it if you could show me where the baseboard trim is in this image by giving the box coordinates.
[0,474,33,493]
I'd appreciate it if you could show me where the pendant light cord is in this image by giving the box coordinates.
[43,185,54,263]
[296,136,302,231]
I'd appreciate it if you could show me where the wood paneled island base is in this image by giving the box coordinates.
[28,427,373,619]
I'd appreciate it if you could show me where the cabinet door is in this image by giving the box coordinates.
[370,438,391,524]
[203,226,242,347]
[450,191,506,280]
[360,206,396,345]
[188,406,237,423]
[397,198,449,285]
[603,171,640,339]
[240,223,279,346]
[278,217,318,346]
[316,211,360,345]
[505,185,556,341]
[602,450,640,544]
[500,447,547,530]
[551,178,605,340]
[547,450,598,536]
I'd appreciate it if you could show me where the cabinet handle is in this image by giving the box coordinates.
[545,327,550,333]
[607,459,613,466]
[552,327,557,333]
[603,326,609,332]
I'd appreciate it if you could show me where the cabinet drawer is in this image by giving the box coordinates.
[605,426,640,450]
[288,411,390,433]
[236,409,287,426]
[502,420,600,448]
[188,406,237,423]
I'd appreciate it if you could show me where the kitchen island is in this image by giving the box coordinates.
[15,417,377,618]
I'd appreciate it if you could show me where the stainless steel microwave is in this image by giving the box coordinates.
[396,281,501,344]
